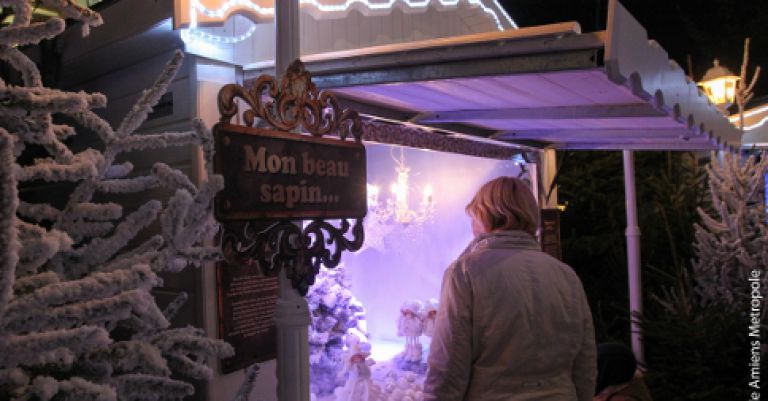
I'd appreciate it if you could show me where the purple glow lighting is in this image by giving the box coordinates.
[344,143,524,343]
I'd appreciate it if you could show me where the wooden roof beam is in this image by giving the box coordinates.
[413,103,666,123]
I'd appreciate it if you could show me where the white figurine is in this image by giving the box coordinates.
[421,299,439,338]
[397,300,424,362]
[335,339,375,401]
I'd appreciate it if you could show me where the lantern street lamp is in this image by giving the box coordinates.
[698,59,740,114]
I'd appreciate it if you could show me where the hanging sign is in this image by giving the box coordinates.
[214,123,367,221]
[214,60,366,295]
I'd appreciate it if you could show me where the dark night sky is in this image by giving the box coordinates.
[499,0,768,100]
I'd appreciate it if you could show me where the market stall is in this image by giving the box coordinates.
[41,1,744,400]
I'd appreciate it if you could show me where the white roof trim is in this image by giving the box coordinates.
[603,0,741,152]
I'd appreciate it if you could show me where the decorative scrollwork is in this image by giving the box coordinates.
[216,60,366,294]
[218,59,362,142]
[221,218,364,296]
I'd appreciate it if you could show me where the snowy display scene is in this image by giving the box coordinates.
[308,144,526,401]
[307,264,368,397]
[0,2,232,401]
[307,263,442,401]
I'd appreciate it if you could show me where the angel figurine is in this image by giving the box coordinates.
[335,338,375,401]
[421,299,439,338]
[397,300,424,362]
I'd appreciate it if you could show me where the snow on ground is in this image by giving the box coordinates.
[313,339,429,401]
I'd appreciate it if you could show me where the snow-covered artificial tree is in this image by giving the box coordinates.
[692,151,768,311]
[306,265,367,397]
[641,151,766,401]
[0,2,233,400]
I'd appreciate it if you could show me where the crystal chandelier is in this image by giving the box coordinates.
[367,147,435,226]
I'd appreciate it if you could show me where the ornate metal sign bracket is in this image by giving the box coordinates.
[215,59,366,295]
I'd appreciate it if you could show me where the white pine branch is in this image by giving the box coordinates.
[96,176,160,194]
[0,0,32,27]
[102,341,170,377]
[0,326,110,367]
[39,0,103,36]
[112,132,199,153]
[69,110,115,143]
[104,162,133,179]
[0,45,41,87]
[73,200,161,270]
[161,292,187,322]
[112,373,193,401]
[153,163,197,194]
[6,265,159,318]
[0,129,19,329]
[3,289,166,334]
[16,149,103,182]
[12,271,60,296]
[0,85,105,115]
[0,18,64,47]
[116,51,184,139]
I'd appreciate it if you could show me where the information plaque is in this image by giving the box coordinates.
[217,255,278,373]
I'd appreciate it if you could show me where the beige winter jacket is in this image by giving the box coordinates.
[423,230,597,401]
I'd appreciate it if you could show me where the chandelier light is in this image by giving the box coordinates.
[367,147,435,226]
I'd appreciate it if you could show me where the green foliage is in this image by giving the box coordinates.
[558,151,628,342]
[559,151,707,343]
[643,152,708,273]
[640,273,751,401]
[559,151,756,400]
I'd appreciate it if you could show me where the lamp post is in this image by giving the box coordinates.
[698,39,761,138]
[698,59,740,114]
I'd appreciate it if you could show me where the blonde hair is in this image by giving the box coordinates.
[465,176,539,235]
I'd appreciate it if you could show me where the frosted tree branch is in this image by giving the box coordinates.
[0,18,64,47]
[116,51,184,139]
[0,45,41,87]
[692,151,768,311]
[0,0,32,27]
[0,10,231,401]
[0,130,19,328]
[161,292,188,322]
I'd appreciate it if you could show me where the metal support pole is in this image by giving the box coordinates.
[541,148,558,209]
[622,150,644,366]
[276,0,300,75]
[274,2,311,400]
[275,270,311,401]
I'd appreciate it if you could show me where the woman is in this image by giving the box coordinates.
[423,176,596,401]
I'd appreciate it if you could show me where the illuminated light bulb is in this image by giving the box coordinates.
[729,104,768,131]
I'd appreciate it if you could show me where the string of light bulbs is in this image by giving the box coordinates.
[181,0,518,45]
[729,104,768,131]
